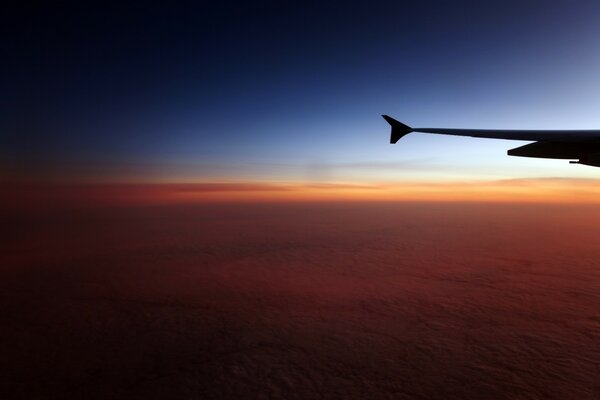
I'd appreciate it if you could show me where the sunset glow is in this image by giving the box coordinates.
[5,2,600,399]
[5,178,600,209]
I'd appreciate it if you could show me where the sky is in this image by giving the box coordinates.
[4,1,600,197]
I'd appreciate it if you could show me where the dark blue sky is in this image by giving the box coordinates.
[4,1,600,182]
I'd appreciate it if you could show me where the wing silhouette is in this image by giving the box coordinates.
[383,115,600,167]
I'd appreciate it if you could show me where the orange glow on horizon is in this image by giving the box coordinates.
[3,178,600,209]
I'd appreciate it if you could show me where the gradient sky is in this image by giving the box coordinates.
[4,1,600,187]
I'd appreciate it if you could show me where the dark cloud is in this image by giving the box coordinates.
[3,201,600,398]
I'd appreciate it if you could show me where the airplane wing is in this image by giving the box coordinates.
[382,115,600,167]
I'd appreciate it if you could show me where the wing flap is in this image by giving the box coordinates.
[507,141,600,159]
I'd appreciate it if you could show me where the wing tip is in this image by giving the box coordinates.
[382,115,412,144]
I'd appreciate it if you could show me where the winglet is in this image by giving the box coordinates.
[382,115,413,144]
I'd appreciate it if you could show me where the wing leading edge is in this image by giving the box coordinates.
[382,115,600,167]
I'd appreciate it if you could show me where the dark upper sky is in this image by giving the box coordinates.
[4,1,600,182]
